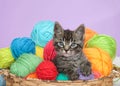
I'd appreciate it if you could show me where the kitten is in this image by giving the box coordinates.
[52,22,92,80]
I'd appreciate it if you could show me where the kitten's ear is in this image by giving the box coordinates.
[75,24,85,40]
[54,22,64,38]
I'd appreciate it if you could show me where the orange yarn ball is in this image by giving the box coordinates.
[83,48,112,77]
[25,72,38,79]
[84,28,97,44]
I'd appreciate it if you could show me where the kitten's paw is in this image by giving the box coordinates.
[80,61,91,76]
[69,73,79,80]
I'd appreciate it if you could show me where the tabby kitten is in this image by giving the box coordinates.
[53,22,91,80]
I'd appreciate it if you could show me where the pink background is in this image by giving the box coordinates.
[0,0,120,56]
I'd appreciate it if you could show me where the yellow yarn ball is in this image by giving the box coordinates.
[0,48,14,68]
[36,46,43,59]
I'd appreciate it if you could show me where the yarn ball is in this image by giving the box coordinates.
[84,28,97,44]
[78,69,94,80]
[56,73,69,81]
[31,20,55,47]
[113,56,120,67]
[0,48,14,68]
[93,71,102,79]
[10,37,35,59]
[25,72,38,79]
[83,48,112,77]
[86,34,116,60]
[36,60,58,80]
[10,54,43,77]
[36,46,43,59]
[0,75,6,86]
[44,40,57,60]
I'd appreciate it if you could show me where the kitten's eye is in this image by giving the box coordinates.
[58,42,64,47]
[71,43,77,48]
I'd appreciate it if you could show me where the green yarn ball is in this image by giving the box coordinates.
[56,73,69,81]
[86,34,117,60]
[10,54,42,77]
[0,48,14,68]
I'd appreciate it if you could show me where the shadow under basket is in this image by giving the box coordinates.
[0,66,120,86]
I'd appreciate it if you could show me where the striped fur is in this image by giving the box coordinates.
[53,22,91,80]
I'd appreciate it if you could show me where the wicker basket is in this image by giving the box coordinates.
[0,66,120,86]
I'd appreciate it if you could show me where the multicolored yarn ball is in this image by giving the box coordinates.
[25,72,38,79]
[36,60,58,80]
[83,48,112,77]
[10,54,42,77]
[0,48,14,68]
[0,75,6,86]
[31,20,55,47]
[56,73,69,81]
[44,40,57,60]
[84,28,97,44]
[10,37,35,59]
[36,46,43,59]
[78,69,94,80]
[86,34,116,60]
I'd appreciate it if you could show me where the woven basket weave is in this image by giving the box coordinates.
[0,65,120,86]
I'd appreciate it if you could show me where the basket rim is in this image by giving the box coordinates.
[25,76,113,83]
[0,69,114,83]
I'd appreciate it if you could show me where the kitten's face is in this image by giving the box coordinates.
[53,22,85,57]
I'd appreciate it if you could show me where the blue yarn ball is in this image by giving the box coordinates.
[31,20,55,47]
[10,37,35,59]
[0,75,6,86]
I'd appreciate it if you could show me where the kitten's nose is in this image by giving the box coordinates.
[65,49,69,53]
[64,45,69,53]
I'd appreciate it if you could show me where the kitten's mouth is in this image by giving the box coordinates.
[63,53,71,57]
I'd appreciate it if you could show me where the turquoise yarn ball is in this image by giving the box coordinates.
[31,20,55,47]
[10,54,43,77]
[0,75,6,86]
[10,37,35,59]
[56,73,69,81]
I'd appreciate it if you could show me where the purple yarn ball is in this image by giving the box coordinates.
[78,69,94,80]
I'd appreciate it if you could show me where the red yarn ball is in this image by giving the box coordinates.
[36,60,58,80]
[44,40,57,60]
